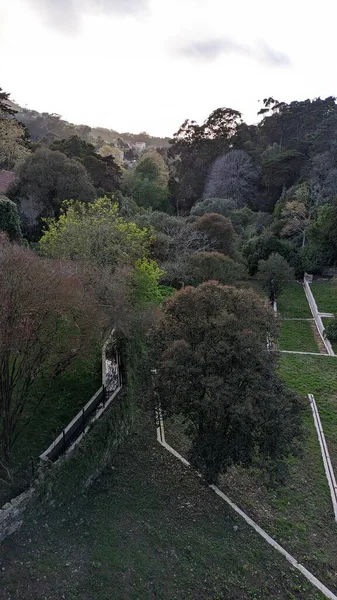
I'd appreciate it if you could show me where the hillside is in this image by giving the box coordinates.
[11,102,170,148]
[0,414,325,600]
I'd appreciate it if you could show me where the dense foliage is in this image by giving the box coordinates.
[3,83,337,487]
[150,282,302,483]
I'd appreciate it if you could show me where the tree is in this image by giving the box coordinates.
[123,152,170,211]
[261,150,306,210]
[49,136,122,193]
[164,251,245,288]
[82,154,122,193]
[277,183,321,248]
[50,135,97,160]
[258,253,294,300]
[150,282,302,483]
[204,150,258,207]
[0,88,30,170]
[135,151,169,187]
[302,201,337,271]
[131,258,165,306]
[39,198,152,268]
[186,252,245,286]
[190,197,237,217]
[0,235,107,465]
[7,148,96,239]
[257,96,337,150]
[0,195,22,240]
[168,107,243,212]
[0,118,30,170]
[243,232,302,276]
[0,88,17,117]
[194,213,236,256]
[99,144,124,165]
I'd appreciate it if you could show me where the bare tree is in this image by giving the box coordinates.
[204,150,258,206]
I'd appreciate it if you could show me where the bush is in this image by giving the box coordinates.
[243,233,303,276]
[194,213,236,256]
[0,195,22,240]
[187,251,245,286]
[258,253,294,299]
[190,198,237,217]
[300,245,326,274]
[324,318,337,341]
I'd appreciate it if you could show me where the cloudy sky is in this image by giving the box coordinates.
[0,0,336,136]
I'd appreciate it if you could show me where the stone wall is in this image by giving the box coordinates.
[0,388,134,543]
[0,487,35,543]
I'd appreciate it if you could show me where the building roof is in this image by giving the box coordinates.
[0,170,16,193]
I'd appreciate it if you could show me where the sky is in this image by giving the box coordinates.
[0,0,336,137]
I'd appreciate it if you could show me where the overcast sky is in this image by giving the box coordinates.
[0,0,336,136]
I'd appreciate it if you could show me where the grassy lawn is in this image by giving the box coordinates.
[311,281,337,314]
[279,353,337,473]
[279,319,319,353]
[277,282,312,318]
[0,349,101,505]
[0,414,326,600]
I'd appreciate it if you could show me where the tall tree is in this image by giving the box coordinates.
[7,148,96,239]
[39,198,152,268]
[0,87,30,170]
[50,135,122,193]
[0,88,17,117]
[258,253,294,300]
[194,213,236,256]
[150,282,302,483]
[204,150,258,207]
[168,108,242,212]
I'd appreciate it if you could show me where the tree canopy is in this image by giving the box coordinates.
[39,197,152,268]
[150,282,302,483]
[7,148,96,239]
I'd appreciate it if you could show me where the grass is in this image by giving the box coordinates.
[311,281,337,314]
[0,414,326,600]
[279,319,319,353]
[279,353,337,472]
[279,353,337,397]
[163,353,337,594]
[0,349,101,505]
[277,282,312,318]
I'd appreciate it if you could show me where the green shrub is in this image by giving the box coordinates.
[0,195,22,240]
[324,318,337,341]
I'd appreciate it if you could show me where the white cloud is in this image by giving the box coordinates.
[0,0,336,136]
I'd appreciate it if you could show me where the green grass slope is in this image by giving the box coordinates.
[0,415,325,600]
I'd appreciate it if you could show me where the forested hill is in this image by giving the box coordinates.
[169,97,337,214]
[10,101,170,148]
